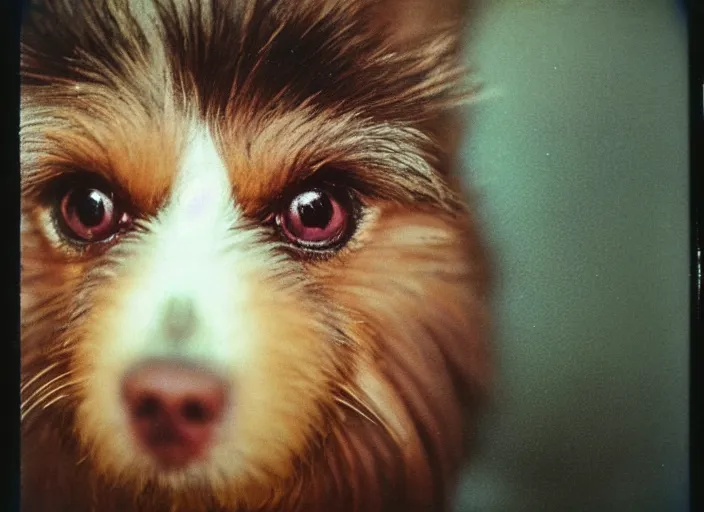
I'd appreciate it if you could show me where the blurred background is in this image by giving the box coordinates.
[455,0,689,510]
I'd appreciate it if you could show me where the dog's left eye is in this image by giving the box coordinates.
[276,188,352,250]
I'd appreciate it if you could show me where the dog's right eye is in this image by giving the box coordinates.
[58,184,131,243]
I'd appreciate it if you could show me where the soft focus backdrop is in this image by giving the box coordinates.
[456,0,689,510]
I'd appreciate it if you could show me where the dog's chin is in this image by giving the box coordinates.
[74,396,308,510]
[72,365,328,507]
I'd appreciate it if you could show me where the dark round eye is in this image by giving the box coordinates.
[276,188,352,249]
[59,186,125,242]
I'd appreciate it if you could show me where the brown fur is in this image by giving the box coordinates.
[20,0,490,510]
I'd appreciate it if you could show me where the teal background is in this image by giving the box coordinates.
[455,1,689,510]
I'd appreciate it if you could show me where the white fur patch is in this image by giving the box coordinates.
[115,126,253,367]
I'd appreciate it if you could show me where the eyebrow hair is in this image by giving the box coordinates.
[219,108,461,217]
[20,95,186,216]
[21,90,460,222]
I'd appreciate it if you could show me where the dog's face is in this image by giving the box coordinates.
[20,0,489,510]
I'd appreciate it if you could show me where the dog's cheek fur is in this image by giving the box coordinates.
[292,207,491,510]
[20,212,106,510]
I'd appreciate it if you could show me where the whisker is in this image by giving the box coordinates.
[22,371,73,403]
[40,393,68,411]
[22,393,54,423]
[21,377,84,422]
[20,362,60,393]
[339,385,384,421]
[21,391,67,423]
[336,385,398,441]
[334,397,378,426]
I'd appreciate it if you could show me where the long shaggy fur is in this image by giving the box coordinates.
[20,0,491,511]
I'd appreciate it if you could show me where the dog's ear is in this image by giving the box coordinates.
[370,0,472,50]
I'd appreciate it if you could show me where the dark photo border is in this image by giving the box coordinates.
[1,0,22,511]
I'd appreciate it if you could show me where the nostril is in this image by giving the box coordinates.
[181,399,210,424]
[134,395,162,420]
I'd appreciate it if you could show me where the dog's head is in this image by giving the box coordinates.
[20,0,489,509]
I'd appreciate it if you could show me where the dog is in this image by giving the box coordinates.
[20,0,491,510]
